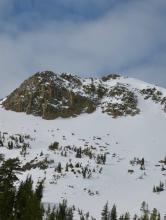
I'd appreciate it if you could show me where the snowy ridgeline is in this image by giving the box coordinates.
[2,71,166,120]
[0,75,166,218]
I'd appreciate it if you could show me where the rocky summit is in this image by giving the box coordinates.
[2,71,141,119]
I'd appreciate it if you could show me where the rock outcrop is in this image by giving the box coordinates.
[2,71,140,119]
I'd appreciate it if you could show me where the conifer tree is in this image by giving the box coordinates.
[141,202,149,214]
[124,212,130,220]
[55,200,73,220]
[57,162,62,173]
[150,208,158,220]
[14,176,43,220]
[46,200,73,220]
[0,158,21,220]
[36,179,44,201]
[110,205,117,220]
[101,202,110,220]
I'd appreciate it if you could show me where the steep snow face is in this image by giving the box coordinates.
[1,76,166,219]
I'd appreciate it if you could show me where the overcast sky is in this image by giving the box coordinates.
[0,0,166,98]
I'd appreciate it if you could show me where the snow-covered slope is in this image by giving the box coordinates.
[0,74,166,219]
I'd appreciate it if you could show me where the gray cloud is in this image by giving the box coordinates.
[0,0,166,98]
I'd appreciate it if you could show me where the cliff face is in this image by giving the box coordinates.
[2,71,140,119]
[3,71,97,119]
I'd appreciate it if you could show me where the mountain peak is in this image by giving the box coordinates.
[1,71,166,218]
[2,71,96,119]
[3,71,166,120]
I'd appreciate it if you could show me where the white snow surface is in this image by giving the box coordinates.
[0,77,166,219]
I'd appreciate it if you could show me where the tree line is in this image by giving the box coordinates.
[0,158,163,220]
